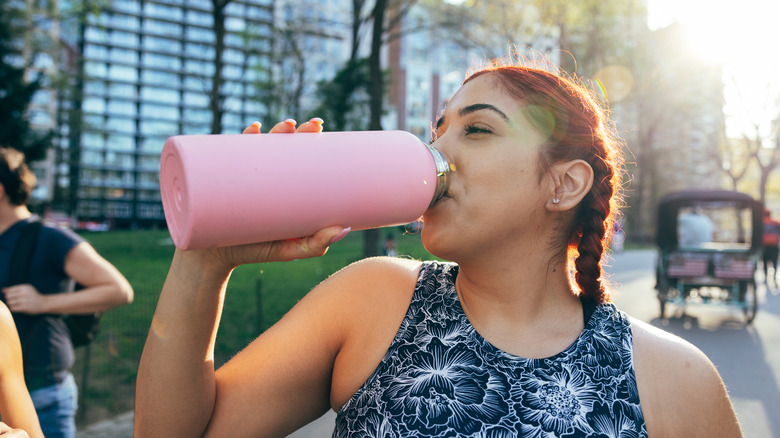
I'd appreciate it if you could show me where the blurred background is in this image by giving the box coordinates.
[2,0,779,433]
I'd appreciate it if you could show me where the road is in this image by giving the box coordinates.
[291,249,780,437]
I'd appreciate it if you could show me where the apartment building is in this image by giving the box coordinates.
[56,0,274,228]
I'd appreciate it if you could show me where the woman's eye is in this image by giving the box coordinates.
[464,124,491,135]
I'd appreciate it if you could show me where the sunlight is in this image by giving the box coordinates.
[649,0,780,137]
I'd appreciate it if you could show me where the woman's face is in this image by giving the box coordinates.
[422,73,552,261]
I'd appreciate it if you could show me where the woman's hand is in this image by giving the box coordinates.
[0,422,30,438]
[181,117,348,271]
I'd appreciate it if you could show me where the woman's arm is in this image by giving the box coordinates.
[2,241,134,315]
[135,118,350,437]
[631,318,743,437]
[0,303,43,438]
[134,226,348,437]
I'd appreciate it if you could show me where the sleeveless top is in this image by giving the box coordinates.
[334,261,647,437]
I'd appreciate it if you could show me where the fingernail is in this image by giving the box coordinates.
[284,118,297,127]
[252,121,261,128]
[330,227,351,244]
[309,117,324,125]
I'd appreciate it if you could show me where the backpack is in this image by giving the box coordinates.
[8,219,101,348]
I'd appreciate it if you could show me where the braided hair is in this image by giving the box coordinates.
[464,62,624,304]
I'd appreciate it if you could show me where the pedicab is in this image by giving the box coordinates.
[655,189,762,323]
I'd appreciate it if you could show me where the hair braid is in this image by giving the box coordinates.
[574,153,615,303]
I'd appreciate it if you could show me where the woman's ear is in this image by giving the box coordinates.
[546,160,594,211]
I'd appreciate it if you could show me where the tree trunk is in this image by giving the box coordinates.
[210,0,229,134]
[363,0,388,258]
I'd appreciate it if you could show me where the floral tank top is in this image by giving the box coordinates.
[333,261,647,437]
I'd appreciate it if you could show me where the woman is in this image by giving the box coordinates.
[135,59,742,437]
[0,301,43,438]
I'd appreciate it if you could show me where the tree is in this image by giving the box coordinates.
[208,0,232,134]
[0,1,52,161]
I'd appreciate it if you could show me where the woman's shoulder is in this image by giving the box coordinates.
[630,318,742,437]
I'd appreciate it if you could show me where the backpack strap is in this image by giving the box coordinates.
[8,220,43,286]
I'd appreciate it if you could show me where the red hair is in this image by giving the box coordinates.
[464,62,624,304]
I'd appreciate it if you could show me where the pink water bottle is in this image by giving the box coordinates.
[159,130,450,250]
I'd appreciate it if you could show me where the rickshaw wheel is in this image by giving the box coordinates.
[741,282,757,324]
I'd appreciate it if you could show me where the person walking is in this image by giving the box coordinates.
[0,148,134,438]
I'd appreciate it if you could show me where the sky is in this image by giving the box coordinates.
[648,0,780,139]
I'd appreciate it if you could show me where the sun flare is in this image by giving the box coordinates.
[650,0,780,136]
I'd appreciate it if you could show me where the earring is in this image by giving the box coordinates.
[552,196,560,205]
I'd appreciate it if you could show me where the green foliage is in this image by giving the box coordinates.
[310,58,372,131]
[72,227,434,424]
[0,2,52,161]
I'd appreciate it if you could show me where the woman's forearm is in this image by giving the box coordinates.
[135,249,232,437]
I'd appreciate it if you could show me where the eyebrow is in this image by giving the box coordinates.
[435,103,511,130]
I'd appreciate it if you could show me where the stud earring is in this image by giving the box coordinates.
[552,196,560,205]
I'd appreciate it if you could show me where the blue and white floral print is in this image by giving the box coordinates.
[334,261,647,437]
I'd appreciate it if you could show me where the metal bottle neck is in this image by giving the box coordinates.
[427,145,450,207]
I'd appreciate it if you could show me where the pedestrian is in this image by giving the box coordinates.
[762,209,780,285]
[0,148,134,438]
[0,301,43,438]
[382,232,397,257]
[136,55,742,437]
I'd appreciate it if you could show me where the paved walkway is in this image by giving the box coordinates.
[75,410,337,437]
[76,411,134,438]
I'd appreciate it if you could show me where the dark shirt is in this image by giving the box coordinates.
[0,217,83,390]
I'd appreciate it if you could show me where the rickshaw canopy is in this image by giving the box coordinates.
[656,189,763,252]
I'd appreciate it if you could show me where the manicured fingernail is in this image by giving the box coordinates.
[284,118,297,127]
[251,121,261,129]
[309,117,324,125]
[330,227,351,244]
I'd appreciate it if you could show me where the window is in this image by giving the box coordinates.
[141,120,179,136]
[141,103,179,120]
[107,134,135,152]
[112,0,141,14]
[185,60,215,76]
[142,70,181,87]
[141,136,168,153]
[184,42,214,60]
[144,19,182,38]
[84,45,108,61]
[137,203,164,218]
[107,100,136,117]
[110,31,139,48]
[82,151,103,167]
[105,150,134,167]
[109,82,137,99]
[141,86,180,104]
[84,62,107,79]
[109,64,138,81]
[110,13,140,31]
[83,97,106,114]
[143,36,181,54]
[186,10,213,27]
[141,53,181,70]
[183,92,209,107]
[186,27,214,44]
[182,108,211,124]
[144,3,182,21]
[109,47,138,64]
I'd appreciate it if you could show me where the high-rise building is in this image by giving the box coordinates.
[56,0,274,228]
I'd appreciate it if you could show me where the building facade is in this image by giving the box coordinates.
[56,0,274,228]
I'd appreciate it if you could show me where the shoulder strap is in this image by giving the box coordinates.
[8,220,43,286]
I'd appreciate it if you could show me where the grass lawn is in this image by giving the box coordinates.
[72,226,433,425]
